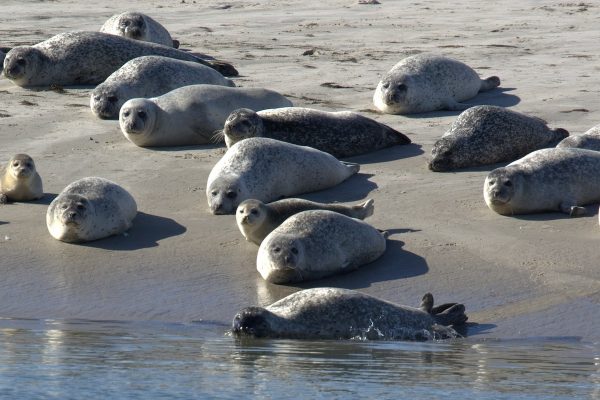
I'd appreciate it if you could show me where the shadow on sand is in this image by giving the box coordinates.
[343,143,424,164]
[301,173,378,203]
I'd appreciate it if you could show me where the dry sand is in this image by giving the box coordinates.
[0,0,598,340]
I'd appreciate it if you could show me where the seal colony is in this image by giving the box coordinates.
[100,11,180,48]
[232,288,467,340]
[2,31,237,87]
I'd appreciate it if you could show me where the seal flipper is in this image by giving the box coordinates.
[433,304,468,326]
[341,161,360,174]
[383,125,411,145]
[479,76,501,92]
[172,39,180,49]
[559,201,586,216]
[352,199,374,219]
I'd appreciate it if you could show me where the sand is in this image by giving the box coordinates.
[0,0,598,340]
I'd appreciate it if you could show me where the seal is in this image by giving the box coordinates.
[207,137,360,215]
[236,198,375,245]
[46,177,137,243]
[373,53,500,114]
[100,11,180,48]
[119,85,292,147]
[91,56,235,119]
[232,287,468,341]
[221,107,411,158]
[2,31,237,87]
[256,210,385,283]
[0,154,43,204]
[484,147,600,216]
[429,105,569,171]
[557,124,600,151]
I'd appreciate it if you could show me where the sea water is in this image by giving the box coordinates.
[0,319,597,399]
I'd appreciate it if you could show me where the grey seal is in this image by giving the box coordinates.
[484,147,600,216]
[0,154,43,204]
[557,123,600,151]
[3,31,236,87]
[91,55,235,119]
[46,177,137,243]
[373,53,500,114]
[206,138,360,214]
[236,198,374,245]
[429,105,569,171]
[119,85,291,147]
[100,11,180,48]
[232,287,468,340]
[221,107,411,158]
[257,210,386,283]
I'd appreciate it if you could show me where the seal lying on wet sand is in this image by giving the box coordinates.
[236,198,374,245]
[484,147,600,216]
[3,31,236,87]
[257,210,386,283]
[373,53,500,114]
[0,154,43,204]
[232,287,468,340]
[221,107,411,158]
[46,177,137,243]
[100,11,180,48]
[429,105,568,171]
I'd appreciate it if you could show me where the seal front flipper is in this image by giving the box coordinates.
[479,76,501,92]
[560,203,586,217]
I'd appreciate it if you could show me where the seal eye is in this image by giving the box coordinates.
[137,111,146,119]
[107,96,118,103]
[291,247,298,255]
[397,83,407,91]
[226,191,237,199]
[211,190,218,196]
[123,110,130,117]
[61,204,68,210]
[382,82,390,89]
[250,209,258,215]
[238,209,243,213]
[504,181,513,187]
[488,179,496,185]
[273,247,281,253]
[16,58,26,66]
[76,203,85,210]
[12,162,19,167]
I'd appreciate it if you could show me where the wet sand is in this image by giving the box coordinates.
[0,0,598,340]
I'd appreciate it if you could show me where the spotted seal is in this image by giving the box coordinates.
[236,198,374,245]
[46,177,137,243]
[0,154,43,204]
[373,54,500,114]
[100,11,180,48]
[256,210,385,283]
[91,56,235,119]
[484,147,600,216]
[119,85,291,147]
[207,138,360,214]
[557,123,600,151]
[221,107,411,158]
[2,31,236,87]
[232,288,468,340]
[429,105,569,171]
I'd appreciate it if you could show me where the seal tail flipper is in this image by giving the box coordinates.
[341,161,360,175]
[553,128,570,140]
[208,60,239,77]
[352,198,374,219]
[383,125,411,145]
[433,303,468,327]
[172,39,180,49]
[480,76,501,92]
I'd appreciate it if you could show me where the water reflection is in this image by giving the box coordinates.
[0,319,597,399]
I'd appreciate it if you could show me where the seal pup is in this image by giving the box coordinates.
[0,154,43,204]
[557,123,600,151]
[3,31,237,87]
[256,210,386,283]
[119,85,291,147]
[91,56,235,119]
[221,107,411,158]
[429,105,569,171]
[236,198,374,245]
[207,138,359,214]
[484,147,600,216]
[100,11,180,48]
[373,54,500,114]
[46,177,137,243]
[232,288,467,340]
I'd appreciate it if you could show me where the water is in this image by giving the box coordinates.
[0,319,597,400]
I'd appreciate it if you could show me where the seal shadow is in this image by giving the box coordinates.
[343,143,424,164]
[384,228,421,237]
[295,238,429,290]
[510,205,598,222]
[401,88,521,119]
[299,173,377,203]
[147,143,226,152]
[463,322,497,337]
[82,211,186,251]
[0,221,8,226]
[29,192,58,206]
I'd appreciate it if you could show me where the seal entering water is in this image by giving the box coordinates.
[47,177,137,243]
[100,11,180,48]
[429,105,568,171]
[222,107,411,158]
[484,147,600,216]
[373,54,500,114]
[0,154,43,204]
[232,287,468,340]
[236,198,374,245]
[257,210,386,283]
[3,31,236,87]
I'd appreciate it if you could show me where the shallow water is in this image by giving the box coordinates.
[0,319,597,399]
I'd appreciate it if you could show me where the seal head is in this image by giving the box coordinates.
[47,193,95,242]
[3,47,43,86]
[119,98,158,138]
[373,74,411,114]
[90,87,121,119]
[258,234,305,283]
[207,174,249,215]
[483,168,520,215]
[222,108,265,147]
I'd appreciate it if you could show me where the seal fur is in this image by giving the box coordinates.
[557,123,600,151]
[100,11,180,48]
[222,107,411,158]
[0,154,43,203]
[236,198,374,245]
[232,287,468,340]
[206,138,360,214]
[373,53,500,114]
